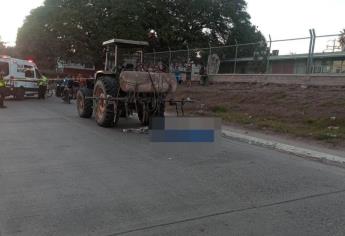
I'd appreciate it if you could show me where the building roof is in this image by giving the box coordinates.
[224,51,345,63]
[57,62,95,71]
[102,38,149,47]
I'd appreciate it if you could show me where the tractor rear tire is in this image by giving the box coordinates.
[94,76,119,127]
[77,88,93,118]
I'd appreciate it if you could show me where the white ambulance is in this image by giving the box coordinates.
[0,56,42,99]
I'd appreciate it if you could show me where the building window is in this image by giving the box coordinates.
[333,61,343,73]
[321,60,331,73]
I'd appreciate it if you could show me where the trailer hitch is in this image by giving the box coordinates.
[167,98,194,116]
[122,126,149,134]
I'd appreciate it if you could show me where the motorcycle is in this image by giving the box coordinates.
[62,79,80,104]
[55,80,64,97]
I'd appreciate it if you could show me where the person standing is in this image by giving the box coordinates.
[38,74,48,99]
[0,71,7,108]
[186,63,192,87]
[73,74,82,99]
[79,73,86,88]
[199,64,208,86]
[174,64,182,84]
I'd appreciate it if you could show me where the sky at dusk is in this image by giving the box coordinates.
[0,0,344,54]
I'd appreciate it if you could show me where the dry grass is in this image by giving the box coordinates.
[168,83,345,147]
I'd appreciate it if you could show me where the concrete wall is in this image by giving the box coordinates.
[208,74,345,86]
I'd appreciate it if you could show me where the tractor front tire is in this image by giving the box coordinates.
[93,76,119,127]
[77,88,93,118]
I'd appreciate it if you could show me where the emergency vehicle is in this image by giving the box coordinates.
[0,56,42,99]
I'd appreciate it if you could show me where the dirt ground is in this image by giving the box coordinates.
[168,82,345,148]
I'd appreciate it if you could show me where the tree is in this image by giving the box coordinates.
[16,6,62,69]
[340,29,345,51]
[16,0,265,69]
[0,36,5,54]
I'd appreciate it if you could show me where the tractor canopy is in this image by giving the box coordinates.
[103,38,149,71]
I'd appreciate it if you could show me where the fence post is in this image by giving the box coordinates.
[114,45,118,68]
[153,49,156,65]
[208,41,212,55]
[234,40,238,74]
[105,46,109,71]
[310,29,316,73]
[168,47,172,72]
[266,35,272,74]
[307,29,314,74]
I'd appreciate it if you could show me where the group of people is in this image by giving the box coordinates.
[55,74,89,103]
[0,71,6,108]
[38,74,48,99]
[0,71,90,108]
[0,70,49,108]
[0,63,209,108]
[173,62,208,87]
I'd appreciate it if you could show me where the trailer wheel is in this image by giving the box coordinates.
[15,88,25,100]
[138,101,165,126]
[94,76,119,127]
[77,88,93,118]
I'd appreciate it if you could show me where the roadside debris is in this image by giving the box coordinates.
[122,127,149,134]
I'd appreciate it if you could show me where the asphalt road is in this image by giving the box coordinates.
[1,97,345,236]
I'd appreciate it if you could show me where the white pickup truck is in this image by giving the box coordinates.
[0,56,42,99]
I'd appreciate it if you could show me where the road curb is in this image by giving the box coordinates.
[222,130,345,164]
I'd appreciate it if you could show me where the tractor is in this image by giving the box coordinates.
[76,38,177,127]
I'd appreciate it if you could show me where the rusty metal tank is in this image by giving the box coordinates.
[119,71,177,93]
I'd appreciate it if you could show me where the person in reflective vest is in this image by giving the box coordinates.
[0,71,7,108]
[38,74,48,99]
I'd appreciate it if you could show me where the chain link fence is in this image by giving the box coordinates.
[143,29,345,76]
